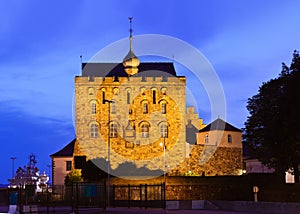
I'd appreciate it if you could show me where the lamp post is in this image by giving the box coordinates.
[104,99,114,208]
[160,137,166,185]
[10,157,16,179]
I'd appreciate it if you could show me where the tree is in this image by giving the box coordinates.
[64,169,83,186]
[244,50,300,183]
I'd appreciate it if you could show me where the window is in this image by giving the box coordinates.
[110,123,118,138]
[66,161,72,171]
[90,124,98,138]
[160,124,168,138]
[141,124,149,138]
[143,102,148,114]
[228,134,232,143]
[111,101,116,114]
[161,103,166,114]
[91,103,96,114]
[102,91,105,104]
[152,90,156,104]
[127,91,130,104]
[205,134,209,143]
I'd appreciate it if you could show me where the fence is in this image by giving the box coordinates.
[7,182,106,213]
[112,183,166,208]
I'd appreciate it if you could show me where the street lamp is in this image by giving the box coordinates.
[160,137,166,185]
[47,164,52,184]
[104,99,114,208]
[10,157,16,179]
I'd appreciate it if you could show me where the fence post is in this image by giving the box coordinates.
[71,183,74,214]
[139,184,142,208]
[112,185,115,208]
[145,184,147,209]
[76,182,79,213]
[164,182,166,210]
[128,184,131,208]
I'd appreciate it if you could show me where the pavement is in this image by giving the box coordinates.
[0,206,262,214]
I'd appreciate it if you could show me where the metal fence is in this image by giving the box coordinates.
[7,182,106,213]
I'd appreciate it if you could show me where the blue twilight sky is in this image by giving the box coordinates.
[0,0,300,184]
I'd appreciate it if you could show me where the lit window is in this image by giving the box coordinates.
[66,161,72,171]
[161,103,166,114]
[110,123,118,138]
[228,134,232,143]
[90,124,99,138]
[161,124,168,138]
[91,103,96,114]
[141,124,149,138]
[143,102,148,114]
[205,134,209,143]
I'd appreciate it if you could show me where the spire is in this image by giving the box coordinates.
[129,17,133,51]
[123,17,140,76]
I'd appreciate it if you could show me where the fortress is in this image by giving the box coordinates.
[51,20,242,186]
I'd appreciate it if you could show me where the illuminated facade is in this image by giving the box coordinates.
[51,22,243,184]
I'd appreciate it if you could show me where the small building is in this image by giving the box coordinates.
[50,139,75,186]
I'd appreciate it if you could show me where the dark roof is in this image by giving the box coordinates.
[199,118,242,132]
[50,139,75,157]
[81,62,177,77]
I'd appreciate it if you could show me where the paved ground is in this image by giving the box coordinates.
[0,206,262,214]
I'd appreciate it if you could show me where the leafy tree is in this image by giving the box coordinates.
[64,169,83,186]
[244,50,300,182]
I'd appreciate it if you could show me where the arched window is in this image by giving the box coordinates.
[143,102,148,114]
[160,124,168,138]
[141,124,149,138]
[90,124,98,138]
[205,134,209,144]
[228,134,232,143]
[109,123,118,138]
[91,102,96,114]
[161,103,166,114]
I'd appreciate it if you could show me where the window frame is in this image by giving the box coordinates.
[90,124,99,138]
[66,161,72,171]
[160,124,168,138]
[141,124,149,138]
[143,102,148,114]
[110,123,118,138]
[91,102,96,114]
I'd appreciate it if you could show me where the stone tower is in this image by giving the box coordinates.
[74,20,189,177]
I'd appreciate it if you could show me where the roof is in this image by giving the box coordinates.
[199,118,242,132]
[50,139,75,157]
[81,62,177,77]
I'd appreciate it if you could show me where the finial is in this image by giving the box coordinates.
[123,17,140,76]
[128,17,133,50]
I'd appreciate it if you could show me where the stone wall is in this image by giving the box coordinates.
[169,145,243,176]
